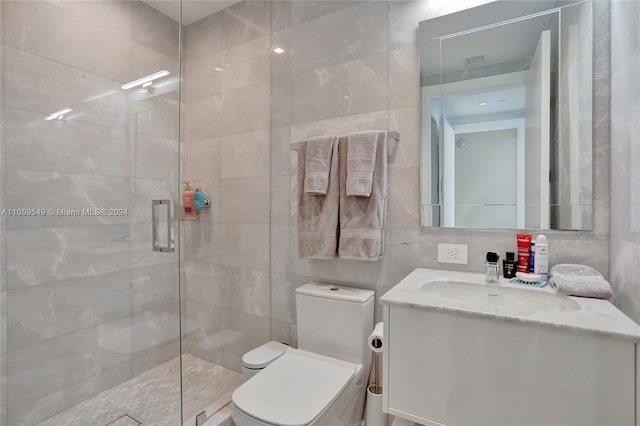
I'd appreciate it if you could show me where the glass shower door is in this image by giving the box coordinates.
[0,1,184,424]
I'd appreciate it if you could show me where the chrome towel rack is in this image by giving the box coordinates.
[290,130,400,162]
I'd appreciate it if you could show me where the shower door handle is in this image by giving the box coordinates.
[152,199,175,253]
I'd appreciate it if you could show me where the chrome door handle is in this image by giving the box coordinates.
[152,199,175,253]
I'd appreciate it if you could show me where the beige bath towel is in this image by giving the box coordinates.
[339,132,387,261]
[346,131,381,197]
[297,139,340,259]
[304,135,337,195]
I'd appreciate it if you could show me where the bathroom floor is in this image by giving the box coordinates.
[36,354,242,426]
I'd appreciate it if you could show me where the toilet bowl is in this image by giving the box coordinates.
[231,283,375,426]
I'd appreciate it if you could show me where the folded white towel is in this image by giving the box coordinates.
[338,132,387,261]
[304,135,337,195]
[345,131,382,197]
[297,139,340,259]
[549,264,612,299]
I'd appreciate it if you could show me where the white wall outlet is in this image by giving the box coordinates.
[437,243,468,264]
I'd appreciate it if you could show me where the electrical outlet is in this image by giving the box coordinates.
[437,243,468,264]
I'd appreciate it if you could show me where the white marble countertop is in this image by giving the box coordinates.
[381,268,640,342]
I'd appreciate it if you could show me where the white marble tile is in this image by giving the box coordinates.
[3,169,130,228]
[220,82,271,135]
[185,94,224,141]
[184,53,223,102]
[9,362,133,426]
[389,107,420,169]
[220,309,271,359]
[279,1,388,75]
[270,319,297,348]
[389,46,419,109]
[271,1,359,33]
[271,77,292,127]
[129,0,180,60]
[1,0,131,82]
[131,263,178,314]
[184,11,222,63]
[134,134,178,180]
[291,53,389,124]
[221,266,270,318]
[387,167,420,229]
[270,126,293,177]
[183,261,222,308]
[184,137,221,181]
[290,110,389,142]
[221,35,271,92]
[220,223,270,271]
[270,175,291,225]
[2,46,128,130]
[3,107,129,177]
[220,129,270,178]
[7,317,132,411]
[182,300,224,349]
[388,0,494,50]
[220,177,270,224]
[6,225,131,289]
[182,220,222,265]
[6,270,131,350]
[270,272,296,324]
[270,224,289,274]
[47,0,133,40]
[221,1,271,50]
[132,95,180,140]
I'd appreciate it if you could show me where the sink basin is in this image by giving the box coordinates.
[421,280,581,314]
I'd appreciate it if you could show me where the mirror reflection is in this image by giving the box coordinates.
[419,1,593,230]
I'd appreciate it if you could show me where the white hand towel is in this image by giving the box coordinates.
[304,135,337,195]
[346,131,383,197]
[549,264,613,299]
[297,139,340,259]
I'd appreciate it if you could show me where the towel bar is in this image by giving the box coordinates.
[290,131,400,161]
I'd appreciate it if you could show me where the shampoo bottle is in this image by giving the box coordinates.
[194,188,205,211]
[533,234,549,280]
[182,182,198,220]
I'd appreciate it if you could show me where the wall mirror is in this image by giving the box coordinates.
[419,0,593,230]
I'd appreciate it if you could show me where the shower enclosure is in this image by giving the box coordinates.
[0,0,248,424]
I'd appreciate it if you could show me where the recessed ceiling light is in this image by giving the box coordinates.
[272,47,285,54]
[214,67,224,72]
[479,101,488,106]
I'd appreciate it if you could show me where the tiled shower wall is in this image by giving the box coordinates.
[182,2,273,372]
[610,1,640,325]
[183,0,614,368]
[0,1,181,424]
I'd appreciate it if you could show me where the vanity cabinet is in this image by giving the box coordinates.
[381,269,640,426]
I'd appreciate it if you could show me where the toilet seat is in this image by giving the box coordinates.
[232,349,358,426]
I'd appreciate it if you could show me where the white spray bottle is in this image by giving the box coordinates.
[534,235,549,280]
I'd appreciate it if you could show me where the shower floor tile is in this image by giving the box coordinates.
[36,354,242,426]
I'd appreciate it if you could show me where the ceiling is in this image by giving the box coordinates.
[142,0,241,25]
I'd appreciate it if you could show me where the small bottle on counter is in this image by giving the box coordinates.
[485,252,500,282]
[503,252,518,279]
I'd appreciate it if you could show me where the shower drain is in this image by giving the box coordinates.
[104,414,142,426]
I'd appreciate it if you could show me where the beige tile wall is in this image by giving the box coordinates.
[184,0,617,372]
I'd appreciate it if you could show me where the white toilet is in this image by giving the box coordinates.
[231,282,374,426]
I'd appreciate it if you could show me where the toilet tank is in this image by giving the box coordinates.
[296,283,374,366]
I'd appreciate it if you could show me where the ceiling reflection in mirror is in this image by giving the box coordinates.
[419,1,593,230]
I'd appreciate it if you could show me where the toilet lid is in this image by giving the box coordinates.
[232,349,357,426]
[243,341,288,369]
